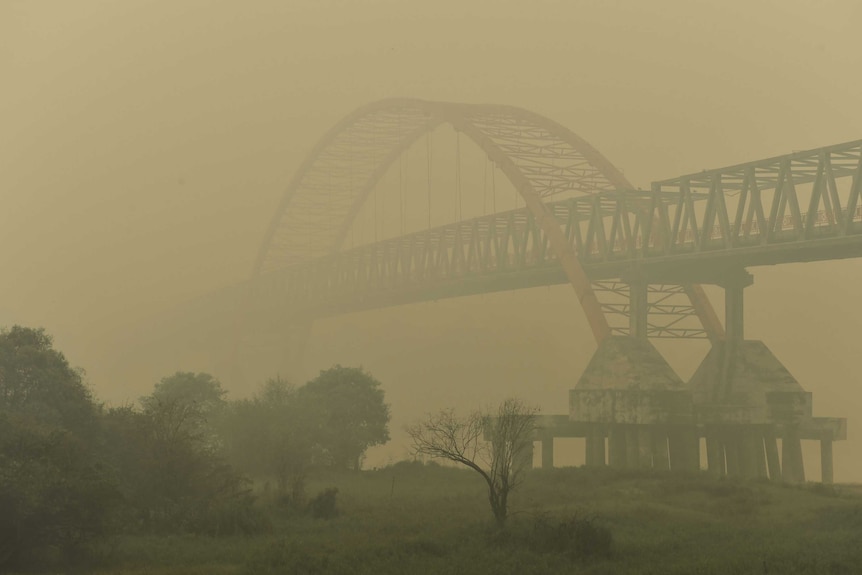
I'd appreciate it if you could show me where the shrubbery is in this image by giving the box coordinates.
[308,487,340,519]
[0,327,116,571]
[525,513,614,559]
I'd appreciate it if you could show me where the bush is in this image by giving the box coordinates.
[525,513,614,560]
[0,412,118,571]
[308,487,340,519]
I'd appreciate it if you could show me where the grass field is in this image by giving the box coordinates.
[89,463,862,575]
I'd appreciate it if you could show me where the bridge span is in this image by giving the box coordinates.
[249,135,862,340]
[210,99,859,482]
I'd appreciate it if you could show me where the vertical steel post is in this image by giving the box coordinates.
[820,432,834,485]
[782,428,806,483]
[608,426,627,468]
[541,432,554,470]
[764,430,782,480]
[625,426,639,469]
[629,275,649,340]
[706,435,725,476]
[652,430,670,471]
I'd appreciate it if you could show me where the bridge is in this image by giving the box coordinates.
[222,99,860,482]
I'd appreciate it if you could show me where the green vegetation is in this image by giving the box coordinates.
[0,326,391,572]
[86,464,862,575]
[3,326,861,574]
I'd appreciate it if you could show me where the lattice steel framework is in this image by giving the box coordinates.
[254,98,721,342]
[253,133,862,339]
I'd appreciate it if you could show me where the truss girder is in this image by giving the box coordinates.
[254,98,629,275]
[652,139,862,250]
[253,98,655,343]
[251,138,862,336]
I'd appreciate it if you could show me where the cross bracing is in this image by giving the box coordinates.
[252,98,860,344]
[251,133,861,341]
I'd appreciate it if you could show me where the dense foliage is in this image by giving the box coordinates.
[0,327,113,570]
[298,365,391,470]
[0,325,390,572]
[220,367,391,505]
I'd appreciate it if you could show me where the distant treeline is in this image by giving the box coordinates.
[0,325,390,572]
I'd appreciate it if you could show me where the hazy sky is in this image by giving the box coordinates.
[2,1,861,477]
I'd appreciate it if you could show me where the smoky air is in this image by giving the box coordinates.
[2,1,860,572]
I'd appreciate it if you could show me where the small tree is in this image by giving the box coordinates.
[0,326,114,569]
[407,398,538,527]
[140,372,227,453]
[298,365,390,470]
[221,377,315,504]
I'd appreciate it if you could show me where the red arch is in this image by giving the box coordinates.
[253,98,719,343]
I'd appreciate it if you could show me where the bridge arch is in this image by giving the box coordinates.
[253,98,646,342]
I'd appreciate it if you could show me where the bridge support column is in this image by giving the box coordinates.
[625,426,639,469]
[764,430,782,480]
[821,432,834,485]
[723,274,749,344]
[706,433,725,476]
[637,426,653,468]
[723,432,740,477]
[738,432,757,479]
[628,276,649,340]
[541,432,554,470]
[753,431,768,478]
[608,426,627,468]
[669,428,699,472]
[652,430,670,471]
[782,428,805,483]
[516,438,535,471]
[585,432,606,467]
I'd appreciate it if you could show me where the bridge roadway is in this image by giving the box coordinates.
[250,138,862,329]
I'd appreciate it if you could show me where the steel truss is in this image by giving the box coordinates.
[252,136,861,338]
[253,98,724,342]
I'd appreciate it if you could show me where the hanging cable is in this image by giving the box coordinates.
[455,130,462,221]
[491,159,497,214]
[426,129,432,229]
[514,172,518,210]
[483,156,488,215]
[399,150,405,235]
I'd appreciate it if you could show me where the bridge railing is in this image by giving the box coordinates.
[251,138,861,318]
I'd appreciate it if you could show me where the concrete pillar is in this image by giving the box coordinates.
[585,429,605,467]
[820,433,834,485]
[781,428,805,483]
[706,435,725,476]
[594,434,606,466]
[637,426,653,468]
[722,270,753,346]
[625,426,639,469]
[517,439,535,470]
[670,427,700,472]
[718,271,753,400]
[584,433,596,467]
[608,425,627,468]
[753,432,768,478]
[652,430,670,471]
[724,435,740,477]
[764,431,781,480]
[738,432,756,478]
[629,278,649,340]
[667,430,685,471]
[541,433,554,470]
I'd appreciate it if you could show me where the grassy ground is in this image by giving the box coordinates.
[91,463,862,575]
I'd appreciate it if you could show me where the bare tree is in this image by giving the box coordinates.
[406,398,538,527]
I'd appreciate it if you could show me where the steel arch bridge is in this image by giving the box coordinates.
[204,98,861,481]
[249,98,733,343]
[248,98,862,347]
